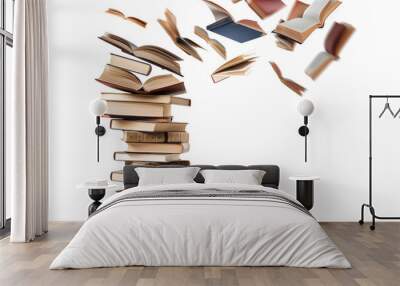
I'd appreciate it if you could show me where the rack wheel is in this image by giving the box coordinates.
[370,225,375,231]
[358,220,364,225]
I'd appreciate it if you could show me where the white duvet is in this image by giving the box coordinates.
[50,183,350,269]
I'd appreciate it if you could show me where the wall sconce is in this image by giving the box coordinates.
[89,99,108,162]
[297,99,315,163]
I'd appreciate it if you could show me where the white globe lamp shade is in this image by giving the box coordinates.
[297,99,314,116]
[89,99,108,116]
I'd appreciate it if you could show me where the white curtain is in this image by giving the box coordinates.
[10,0,49,242]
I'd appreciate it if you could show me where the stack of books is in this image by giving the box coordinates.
[96,52,190,183]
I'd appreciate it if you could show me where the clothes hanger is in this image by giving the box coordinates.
[393,104,400,118]
[379,97,395,118]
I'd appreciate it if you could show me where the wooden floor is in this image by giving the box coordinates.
[0,222,399,286]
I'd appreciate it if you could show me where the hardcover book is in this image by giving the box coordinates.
[305,22,354,80]
[96,64,185,94]
[233,0,286,19]
[158,9,204,61]
[104,101,172,118]
[274,0,341,44]
[105,8,147,28]
[122,131,189,143]
[202,0,266,43]
[211,54,257,83]
[194,26,226,59]
[100,93,190,106]
[110,119,187,132]
[269,62,306,96]
[99,33,183,76]
[110,170,123,182]
[109,53,152,76]
[124,160,190,167]
[114,152,182,162]
[125,142,190,154]
[275,0,310,51]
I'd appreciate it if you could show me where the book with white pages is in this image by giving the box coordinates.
[274,0,341,43]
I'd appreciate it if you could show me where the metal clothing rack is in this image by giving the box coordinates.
[359,95,400,230]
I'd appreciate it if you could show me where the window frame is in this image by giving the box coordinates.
[0,0,13,233]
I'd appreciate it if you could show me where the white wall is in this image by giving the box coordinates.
[47,0,400,221]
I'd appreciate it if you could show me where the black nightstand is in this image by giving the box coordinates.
[77,183,122,216]
[289,176,320,210]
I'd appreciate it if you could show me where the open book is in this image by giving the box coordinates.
[233,0,286,19]
[202,0,266,43]
[275,0,310,51]
[158,9,204,61]
[105,8,147,28]
[99,33,183,76]
[274,0,341,43]
[269,62,306,96]
[194,26,226,59]
[96,64,185,94]
[211,54,257,83]
[305,22,354,80]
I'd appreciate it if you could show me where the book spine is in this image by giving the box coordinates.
[122,131,166,143]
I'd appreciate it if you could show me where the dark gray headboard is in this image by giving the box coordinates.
[123,165,280,189]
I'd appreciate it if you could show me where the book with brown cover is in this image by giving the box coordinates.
[211,54,257,83]
[105,101,172,118]
[305,22,354,80]
[110,170,123,182]
[158,9,204,61]
[100,93,190,106]
[114,152,182,162]
[274,0,309,51]
[109,53,152,75]
[102,115,173,122]
[274,0,341,44]
[106,8,147,28]
[122,131,189,143]
[99,33,183,76]
[96,64,185,94]
[194,26,226,59]
[269,62,306,96]
[233,0,286,19]
[125,143,190,154]
[110,119,187,132]
[124,160,190,167]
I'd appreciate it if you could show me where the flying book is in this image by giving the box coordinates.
[158,9,204,61]
[105,8,147,28]
[110,119,187,132]
[232,0,286,19]
[104,101,171,118]
[109,53,152,76]
[275,0,310,51]
[125,143,190,154]
[100,93,190,106]
[114,152,182,162]
[211,54,257,83]
[274,0,341,44]
[122,131,189,143]
[96,64,185,94]
[305,22,355,80]
[99,33,183,76]
[202,0,266,43]
[269,62,306,96]
[194,26,226,59]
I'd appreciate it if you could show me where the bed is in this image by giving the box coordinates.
[50,165,350,269]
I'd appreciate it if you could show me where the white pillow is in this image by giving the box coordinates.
[136,167,201,186]
[200,169,266,185]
